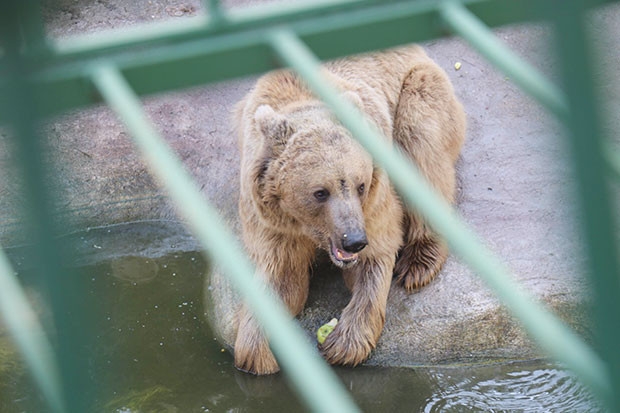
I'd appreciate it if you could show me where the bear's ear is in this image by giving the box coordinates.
[254,105,294,144]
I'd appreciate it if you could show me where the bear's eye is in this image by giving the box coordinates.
[313,189,330,202]
[357,183,365,196]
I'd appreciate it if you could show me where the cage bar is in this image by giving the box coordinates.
[439,1,568,119]
[0,247,65,413]
[90,62,360,413]
[1,0,619,411]
[266,28,612,403]
[551,1,620,409]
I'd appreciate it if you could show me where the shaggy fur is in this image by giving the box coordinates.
[233,45,466,375]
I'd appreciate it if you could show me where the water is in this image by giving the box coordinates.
[0,225,604,412]
[420,364,602,412]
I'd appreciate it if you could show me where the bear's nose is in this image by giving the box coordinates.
[342,231,368,253]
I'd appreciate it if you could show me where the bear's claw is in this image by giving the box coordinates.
[319,321,374,367]
[394,236,447,292]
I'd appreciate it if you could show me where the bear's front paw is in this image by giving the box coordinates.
[394,236,447,291]
[319,321,374,367]
[234,334,280,375]
[234,345,280,375]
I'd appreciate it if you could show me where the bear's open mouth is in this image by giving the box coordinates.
[329,238,359,265]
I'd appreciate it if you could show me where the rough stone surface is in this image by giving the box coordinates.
[2,1,619,367]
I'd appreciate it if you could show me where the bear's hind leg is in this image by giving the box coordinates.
[392,60,465,292]
[394,214,448,291]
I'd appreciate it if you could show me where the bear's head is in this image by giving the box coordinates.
[251,100,378,268]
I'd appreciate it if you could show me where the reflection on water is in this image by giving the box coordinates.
[1,240,603,413]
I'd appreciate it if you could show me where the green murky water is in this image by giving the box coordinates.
[0,224,604,412]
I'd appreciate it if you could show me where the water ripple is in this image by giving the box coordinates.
[423,363,603,413]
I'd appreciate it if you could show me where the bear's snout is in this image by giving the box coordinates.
[342,230,368,253]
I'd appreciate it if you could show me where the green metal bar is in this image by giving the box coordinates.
[439,0,568,119]
[3,0,616,123]
[266,28,612,402]
[50,0,361,56]
[0,246,66,413]
[7,0,50,57]
[604,143,620,182]
[47,0,615,59]
[1,0,617,411]
[440,0,620,183]
[1,4,93,411]
[26,0,445,119]
[551,2,620,410]
[89,63,360,413]
[205,0,226,26]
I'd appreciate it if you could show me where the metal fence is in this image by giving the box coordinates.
[1,0,619,411]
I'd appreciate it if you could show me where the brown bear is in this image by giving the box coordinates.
[233,45,466,375]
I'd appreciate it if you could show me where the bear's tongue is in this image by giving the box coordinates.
[333,245,358,262]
